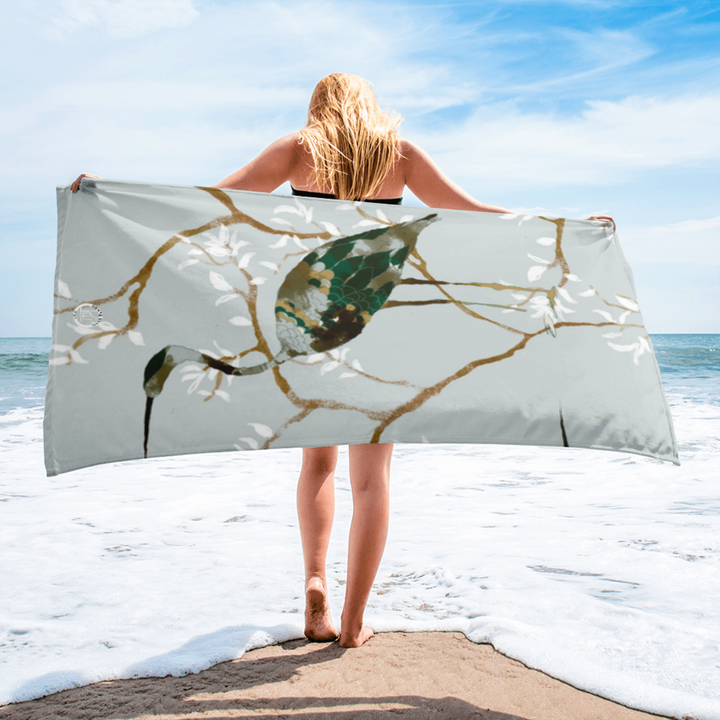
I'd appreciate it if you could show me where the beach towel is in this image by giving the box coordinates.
[44,180,678,476]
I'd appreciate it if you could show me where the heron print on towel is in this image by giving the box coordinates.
[44,181,678,477]
[142,214,439,457]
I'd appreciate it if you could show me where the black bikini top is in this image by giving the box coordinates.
[291,185,402,205]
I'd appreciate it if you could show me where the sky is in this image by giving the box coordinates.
[1,0,718,336]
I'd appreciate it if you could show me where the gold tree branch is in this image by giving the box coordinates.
[261,406,316,449]
[407,249,525,335]
[54,186,337,363]
[382,299,526,313]
[538,217,570,289]
[199,187,335,240]
[369,320,644,443]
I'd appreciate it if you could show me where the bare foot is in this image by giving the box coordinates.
[304,578,338,642]
[339,623,374,648]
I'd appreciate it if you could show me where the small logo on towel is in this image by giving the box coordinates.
[73,303,103,327]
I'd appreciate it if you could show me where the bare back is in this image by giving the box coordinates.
[214,133,511,214]
[288,135,406,200]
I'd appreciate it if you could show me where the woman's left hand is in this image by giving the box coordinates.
[71,173,102,193]
[586,215,616,231]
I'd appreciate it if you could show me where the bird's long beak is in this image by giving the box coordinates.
[143,396,154,458]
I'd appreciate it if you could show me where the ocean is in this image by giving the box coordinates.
[1,335,719,719]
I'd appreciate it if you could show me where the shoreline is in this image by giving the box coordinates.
[2,391,719,718]
[0,631,673,720]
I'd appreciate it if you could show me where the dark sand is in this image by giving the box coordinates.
[0,631,672,719]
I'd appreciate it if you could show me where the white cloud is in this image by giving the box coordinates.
[493,0,622,5]
[43,81,307,112]
[43,0,199,39]
[412,93,720,189]
[562,28,655,70]
[622,216,720,266]
[0,0,477,192]
[1,6,718,197]
[497,28,657,95]
[1,0,718,334]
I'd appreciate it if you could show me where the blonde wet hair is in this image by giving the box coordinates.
[298,73,401,201]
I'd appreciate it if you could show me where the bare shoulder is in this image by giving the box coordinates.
[397,137,439,182]
[213,131,302,192]
[398,137,428,160]
[398,136,512,214]
[265,131,302,156]
[252,131,304,174]
[397,138,435,177]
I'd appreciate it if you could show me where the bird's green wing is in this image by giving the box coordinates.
[275,214,438,355]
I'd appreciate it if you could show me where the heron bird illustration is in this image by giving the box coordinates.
[142,213,440,456]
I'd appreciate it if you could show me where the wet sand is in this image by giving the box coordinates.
[0,631,672,719]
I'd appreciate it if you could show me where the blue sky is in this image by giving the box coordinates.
[1,0,718,335]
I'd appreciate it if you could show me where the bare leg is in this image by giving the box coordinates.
[340,442,393,648]
[297,446,339,641]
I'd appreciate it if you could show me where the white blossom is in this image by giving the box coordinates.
[527,253,551,265]
[273,200,313,224]
[353,220,384,229]
[607,336,650,365]
[321,361,340,375]
[557,287,577,304]
[248,422,273,438]
[593,309,615,323]
[616,295,640,312]
[180,368,206,394]
[215,294,238,306]
[69,348,88,364]
[269,235,289,249]
[320,221,341,236]
[238,252,255,269]
[57,280,72,298]
[237,437,259,449]
[305,353,325,363]
[528,296,551,318]
[178,259,199,270]
[552,299,575,319]
[209,271,233,291]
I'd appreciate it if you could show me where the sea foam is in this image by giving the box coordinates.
[1,389,719,719]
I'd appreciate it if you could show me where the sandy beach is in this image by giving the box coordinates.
[2,397,719,717]
[0,631,671,719]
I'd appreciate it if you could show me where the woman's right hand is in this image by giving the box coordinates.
[71,173,102,193]
[586,214,616,231]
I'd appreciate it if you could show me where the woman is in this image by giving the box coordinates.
[72,72,613,648]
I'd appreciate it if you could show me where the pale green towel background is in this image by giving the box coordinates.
[44,180,678,475]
